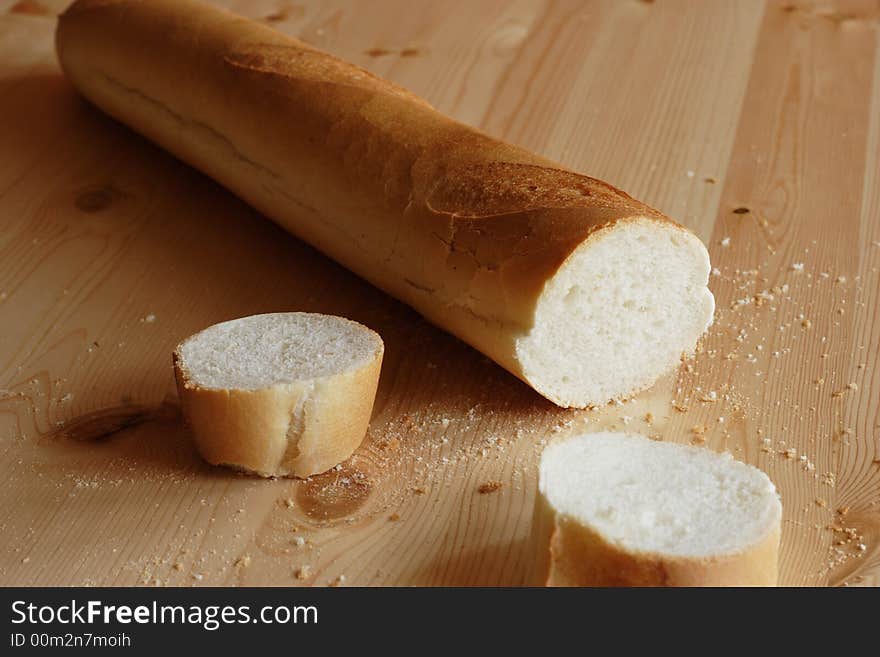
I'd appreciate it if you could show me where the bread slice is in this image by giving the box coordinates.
[173,313,384,478]
[534,432,782,586]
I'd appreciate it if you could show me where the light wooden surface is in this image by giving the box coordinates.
[0,0,878,587]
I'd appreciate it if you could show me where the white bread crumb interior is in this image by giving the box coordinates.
[518,220,715,407]
[177,312,381,390]
[539,432,781,558]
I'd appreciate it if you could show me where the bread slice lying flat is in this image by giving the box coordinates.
[173,313,384,478]
[534,432,782,586]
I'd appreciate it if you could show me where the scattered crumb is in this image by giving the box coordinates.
[234,555,251,569]
[294,566,311,580]
[478,481,503,494]
[412,487,425,495]
[283,498,295,508]
[689,425,707,444]
[720,236,731,247]
[328,574,346,587]
[388,513,400,521]
[790,262,804,272]
[815,498,827,508]
[292,537,306,547]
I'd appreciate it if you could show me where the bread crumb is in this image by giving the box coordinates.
[234,555,251,568]
[294,566,311,580]
[172,562,183,571]
[790,262,804,272]
[388,513,400,521]
[283,498,295,508]
[801,318,812,329]
[644,412,654,424]
[328,574,346,587]
[412,487,425,495]
[815,498,827,508]
[720,236,731,247]
[478,481,503,494]
[292,537,306,547]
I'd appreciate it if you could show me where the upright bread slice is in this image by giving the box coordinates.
[57,0,714,408]
[173,313,384,478]
[534,432,782,586]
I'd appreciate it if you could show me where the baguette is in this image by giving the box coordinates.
[173,313,384,478]
[534,432,782,586]
[57,0,715,408]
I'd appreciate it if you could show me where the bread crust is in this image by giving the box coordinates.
[57,0,705,407]
[541,514,780,587]
[532,454,781,587]
[173,320,384,478]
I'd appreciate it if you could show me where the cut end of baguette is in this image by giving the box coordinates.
[540,432,781,558]
[516,218,714,408]
[174,312,384,478]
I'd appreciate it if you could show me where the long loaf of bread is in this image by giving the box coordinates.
[56,0,715,408]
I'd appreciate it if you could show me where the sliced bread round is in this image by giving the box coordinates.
[173,312,384,478]
[534,432,782,586]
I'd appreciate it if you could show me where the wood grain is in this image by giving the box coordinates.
[0,0,878,587]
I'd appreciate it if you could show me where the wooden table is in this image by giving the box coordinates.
[1,0,878,587]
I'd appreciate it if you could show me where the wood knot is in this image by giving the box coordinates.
[52,403,178,442]
[75,184,128,213]
[295,461,373,522]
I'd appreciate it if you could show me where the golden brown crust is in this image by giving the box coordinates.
[172,323,384,479]
[534,509,780,587]
[57,0,692,407]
